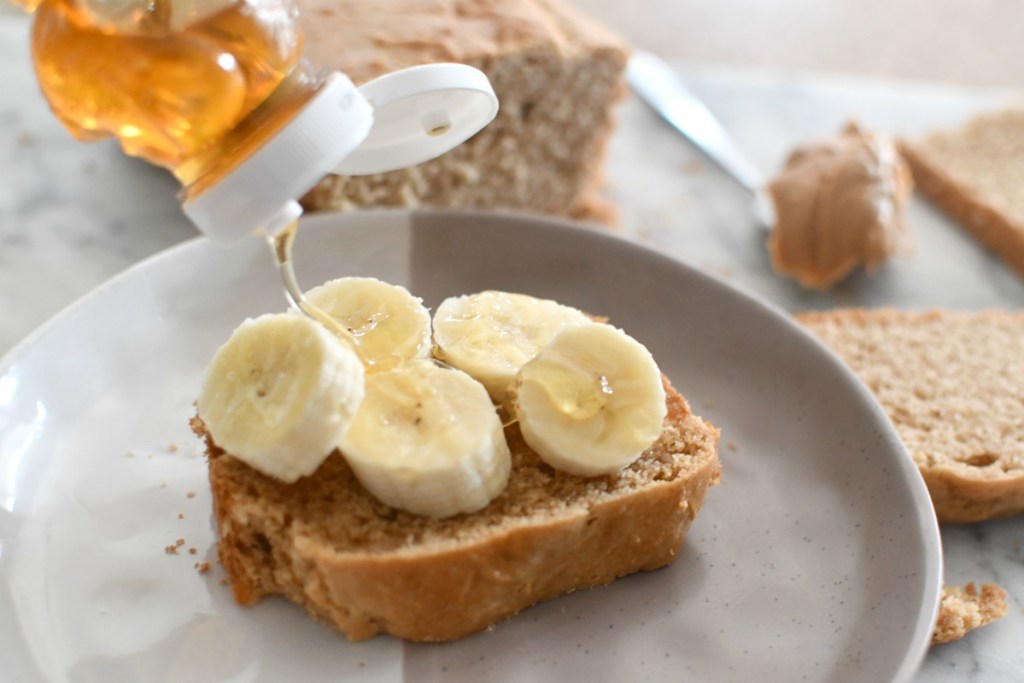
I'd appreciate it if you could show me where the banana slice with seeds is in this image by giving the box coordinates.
[197,313,365,483]
[339,359,511,518]
[305,277,432,373]
[515,322,666,477]
[432,290,590,405]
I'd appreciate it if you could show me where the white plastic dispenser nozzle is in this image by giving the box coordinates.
[183,64,498,242]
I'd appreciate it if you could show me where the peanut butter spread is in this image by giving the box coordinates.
[766,122,913,290]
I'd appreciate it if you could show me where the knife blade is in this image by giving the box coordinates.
[626,50,765,195]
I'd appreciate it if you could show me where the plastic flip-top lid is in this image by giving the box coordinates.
[182,64,498,242]
[336,63,499,176]
[182,72,373,243]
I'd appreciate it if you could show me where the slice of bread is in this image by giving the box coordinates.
[296,0,628,224]
[797,308,1024,523]
[933,583,1009,645]
[191,377,720,642]
[898,110,1024,278]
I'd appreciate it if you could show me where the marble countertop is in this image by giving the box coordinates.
[2,5,1024,681]
[575,0,1024,89]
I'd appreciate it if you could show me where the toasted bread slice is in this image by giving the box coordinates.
[798,308,1024,523]
[899,110,1024,278]
[192,377,720,642]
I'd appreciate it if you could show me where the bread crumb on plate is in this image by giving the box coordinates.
[933,583,1009,645]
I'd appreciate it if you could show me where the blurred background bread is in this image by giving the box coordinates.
[298,0,629,224]
[798,309,1024,524]
[899,110,1024,279]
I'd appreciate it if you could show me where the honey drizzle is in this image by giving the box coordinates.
[271,221,517,426]
[268,221,362,358]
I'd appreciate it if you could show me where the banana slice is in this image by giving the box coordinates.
[304,277,432,372]
[197,313,364,483]
[515,322,667,477]
[339,359,511,518]
[432,290,590,404]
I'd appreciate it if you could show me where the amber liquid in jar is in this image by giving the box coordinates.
[28,0,349,330]
[29,0,316,196]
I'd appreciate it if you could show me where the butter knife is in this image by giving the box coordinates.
[626,50,775,227]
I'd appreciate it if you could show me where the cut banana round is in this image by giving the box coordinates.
[432,290,590,405]
[339,359,511,518]
[304,277,432,372]
[515,322,667,477]
[197,313,365,483]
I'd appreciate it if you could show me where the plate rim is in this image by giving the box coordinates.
[0,208,942,682]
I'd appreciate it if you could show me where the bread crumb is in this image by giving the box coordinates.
[933,583,1008,644]
[178,512,184,520]
[195,562,212,574]
[727,441,737,451]
[165,538,186,555]
[126,450,136,458]
[186,491,196,499]
[169,443,180,453]
[681,159,704,174]
[189,547,198,555]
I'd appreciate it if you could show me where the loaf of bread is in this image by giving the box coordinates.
[899,110,1024,278]
[797,308,1024,523]
[296,0,629,224]
[933,583,1009,645]
[192,377,720,641]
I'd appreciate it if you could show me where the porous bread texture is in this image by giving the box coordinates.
[192,377,720,642]
[899,110,1024,278]
[296,0,628,224]
[797,308,1024,523]
[932,583,1008,645]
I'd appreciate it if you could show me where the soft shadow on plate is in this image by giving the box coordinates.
[0,209,940,682]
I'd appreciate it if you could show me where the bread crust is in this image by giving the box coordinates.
[195,378,720,641]
[798,308,1024,523]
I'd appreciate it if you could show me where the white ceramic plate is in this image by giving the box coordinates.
[0,210,941,682]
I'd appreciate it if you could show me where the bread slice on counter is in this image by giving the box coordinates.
[933,583,1009,645]
[297,0,629,224]
[898,110,1024,278]
[192,377,720,642]
[797,308,1024,523]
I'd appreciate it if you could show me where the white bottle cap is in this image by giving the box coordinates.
[182,64,498,243]
[336,63,498,175]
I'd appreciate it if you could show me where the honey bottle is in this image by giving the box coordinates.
[19,0,498,241]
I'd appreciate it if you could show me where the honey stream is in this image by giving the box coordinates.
[268,221,362,357]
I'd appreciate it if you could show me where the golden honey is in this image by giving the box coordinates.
[28,0,313,190]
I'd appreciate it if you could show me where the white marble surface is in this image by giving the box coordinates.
[2,6,1024,681]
